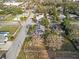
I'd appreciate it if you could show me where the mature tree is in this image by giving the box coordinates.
[28,25,36,34]
[61,18,70,35]
[52,5,60,21]
[42,30,51,40]
[20,16,27,21]
[40,17,49,28]
[45,33,63,51]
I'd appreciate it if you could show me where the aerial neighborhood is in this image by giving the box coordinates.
[0,0,79,59]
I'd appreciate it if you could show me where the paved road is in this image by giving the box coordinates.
[6,12,33,59]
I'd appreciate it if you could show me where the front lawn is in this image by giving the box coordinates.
[0,25,18,35]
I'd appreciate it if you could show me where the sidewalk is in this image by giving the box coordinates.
[0,41,12,50]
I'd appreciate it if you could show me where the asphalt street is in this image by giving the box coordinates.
[6,12,33,59]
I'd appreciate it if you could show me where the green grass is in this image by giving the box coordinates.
[4,15,15,21]
[17,37,32,59]
[0,25,18,35]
